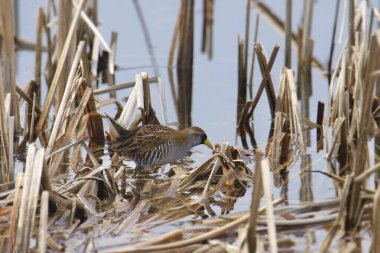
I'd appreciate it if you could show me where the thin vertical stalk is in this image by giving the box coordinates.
[285,0,292,68]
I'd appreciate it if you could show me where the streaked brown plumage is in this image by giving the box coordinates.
[107,115,213,175]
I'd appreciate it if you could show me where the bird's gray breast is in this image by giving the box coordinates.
[145,140,190,167]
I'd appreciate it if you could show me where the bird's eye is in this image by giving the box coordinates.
[201,133,207,142]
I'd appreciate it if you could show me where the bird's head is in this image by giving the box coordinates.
[185,126,213,150]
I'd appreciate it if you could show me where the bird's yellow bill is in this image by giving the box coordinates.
[204,138,213,150]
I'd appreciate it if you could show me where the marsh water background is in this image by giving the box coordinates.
[14,1,371,251]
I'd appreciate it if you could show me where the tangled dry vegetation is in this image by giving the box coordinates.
[1,0,380,252]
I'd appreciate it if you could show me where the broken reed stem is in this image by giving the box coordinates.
[35,7,44,107]
[374,184,380,252]
[327,0,341,85]
[35,0,86,136]
[261,158,278,252]
[176,0,194,128]
[0,0,18,131]
[8,117,14,181]
[247,149,263,252]
[8,173,24,252]
[244,44,279,145]
[301,0,313,60]
[347,0,354,64]
[57,0,74,110]
[248,14,260,99]
[244,0,250,81]
[316,101,325,151]
[38,191,49,253]
[253,43,279,119]
[237,36,247,126]
[108,31,118,98]
[201,0,214,59]
[45,41,85,157]
[253,1,325,75]
[347,32,380,230]
[116,199,283,252]
[285,0,292,68]
[80,48,105,144]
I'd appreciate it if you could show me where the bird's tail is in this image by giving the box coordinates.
[105,114,129,141]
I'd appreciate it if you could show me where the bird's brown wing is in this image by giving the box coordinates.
[110,125,176,157]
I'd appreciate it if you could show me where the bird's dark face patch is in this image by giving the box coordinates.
[201,133,207,143]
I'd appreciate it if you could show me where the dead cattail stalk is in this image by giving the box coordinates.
[115,199,283,253]
[237,36,247,126]
[201,0,214,59]
[176,0,194,129]
[56,0,75,110]
[253,1,325,75]
[255,44,277,118]
[238,44,279,149]
[248,14,260,99]
[48,86,92,176]
[141,72,159,124]
[7,173,24,252]
[45,41,85,157]
[327,0,341,85]
[107,31,118,98]
[247,148,263,252]
[244,0,251,79]
[35,7,45,107]
[80,48,105,144]
[35,0,86,136]
[14,144,45,252]
[38,191,49,253]
[276,68,304,149]
[316,101,325,152]
[347,32,380,230]
[285,0,292,68]
[0,0,18,131]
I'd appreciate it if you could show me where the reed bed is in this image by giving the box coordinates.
[0,0,379,252]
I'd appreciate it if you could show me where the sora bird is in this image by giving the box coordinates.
[106,115,213,175]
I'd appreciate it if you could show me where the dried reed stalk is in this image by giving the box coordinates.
[253,1,325,75]
[113,199,283,252]
[247,149,263,252]
[38,191,49,253]
[238,44,279,149]
[255,43,277,118]
[285,0,292,68]
[347,32,380,230]
[7,173,24,252]
[57,0,75,109]
[176,0,194,128]
[35,7,45,107]
[316,101,324,151]
[35,0,86,136]
[276,68,304,148]
[0,0,18,131]
[237,36,247,126]
[327,0,341,84]
[80,48,105,144]
[14,145,45,252]
[48,87,92,176]
[107,31,118,98]
[45,41,85,157]
[201,0,214,59]
[248,14,260,99]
